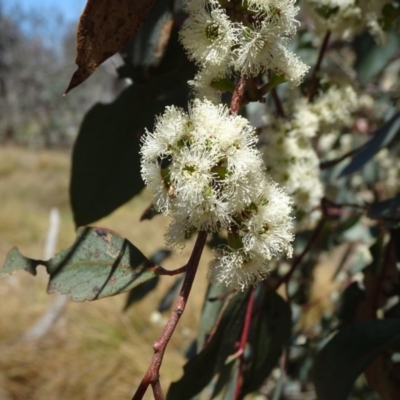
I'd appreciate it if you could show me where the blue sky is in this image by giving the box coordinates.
[3,0,86,24]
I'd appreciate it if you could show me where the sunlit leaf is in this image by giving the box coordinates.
[0,227,163,302]
[66,0,156,93]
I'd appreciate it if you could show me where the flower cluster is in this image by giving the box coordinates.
[303,0,388,42]
[141,99,294,288]
[261,83,359,228]
[180,0,309,102]
[261,116,323,227]
[208,181,293,290]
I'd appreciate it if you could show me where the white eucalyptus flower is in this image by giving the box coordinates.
[141,99,272,244]
[179,5,237,68]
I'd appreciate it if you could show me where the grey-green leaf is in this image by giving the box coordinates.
[339,111,400,177]
[314,319,400,400]
[0,247,44,278]
[1,227,161,302]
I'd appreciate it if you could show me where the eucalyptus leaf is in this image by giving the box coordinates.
[1,227,163,301]
[354,30,400,86]
[314,319,400,400]
[71,27,195,227]
[167,291,249,399]
[339,111,400,177]
[240,291,292,397]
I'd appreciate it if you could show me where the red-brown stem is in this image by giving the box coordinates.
[151,380,164,399]
[234,288,255,400]
[323,197,367,211]
[155,265,187,276]
[275,216,325,296]
[307,30,331,102]
[372,234,394,314]
[271,88,285,118]
[132,231,208,400]
[231,76,247,114]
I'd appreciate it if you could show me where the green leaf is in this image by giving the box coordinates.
[158,275,184,312]
[167,290,250,400]
[211,359,240,400]
[0,247,43,279]
[339,111,400,177]
[123,276,160,311]
[367,192,400,228]
[240,290,292,397]
[354,30,400,86]
[0,227,162,302]
[123,249,171,311]
[210,77,236,92]
[314,319,400,400]
[337,282,365,326]
[197,283,228,350]
[70,85,145,227]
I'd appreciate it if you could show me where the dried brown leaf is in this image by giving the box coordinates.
[65,0,156,94]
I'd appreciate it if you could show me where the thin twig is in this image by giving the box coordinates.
[323,197,368,211]
[275,216,325,296]
[23,208,68,342]
[372,235,394,314]
[234,288,255,400]
[319,146,359,170]
[307,30,331,102]
[230,76,247,114]
[132,231,208,400]
[271,88,285,118]
[155,265,187,276]
[151,380,164,400]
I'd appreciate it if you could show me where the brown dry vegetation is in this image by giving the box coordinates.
[0,146,212,400]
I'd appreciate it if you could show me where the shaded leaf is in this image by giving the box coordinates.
[120,0,173,70]
[158,275,184,312]
[391,228,400,263]
[314,319,400,400]
[211,359,240,400]
[140,203,160,221]
[337,282,365,326]
[354,30,400,86]
[123,276,160,311]
[240,291,292,397]
[70,28,195,227]
[339,111,400,177]
[123,248,171,311]
[70,85,144,227]
[1,227,163,302]
[367,192,400,227]
[197,283,228,350]
[167,291,249,400]
[149,249,172,265]
[66,0,156,93]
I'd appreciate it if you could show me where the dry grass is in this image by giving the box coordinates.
[0,146,212,399]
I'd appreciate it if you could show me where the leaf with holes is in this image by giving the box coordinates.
[65,0,156,93]
[0,227,163,302]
